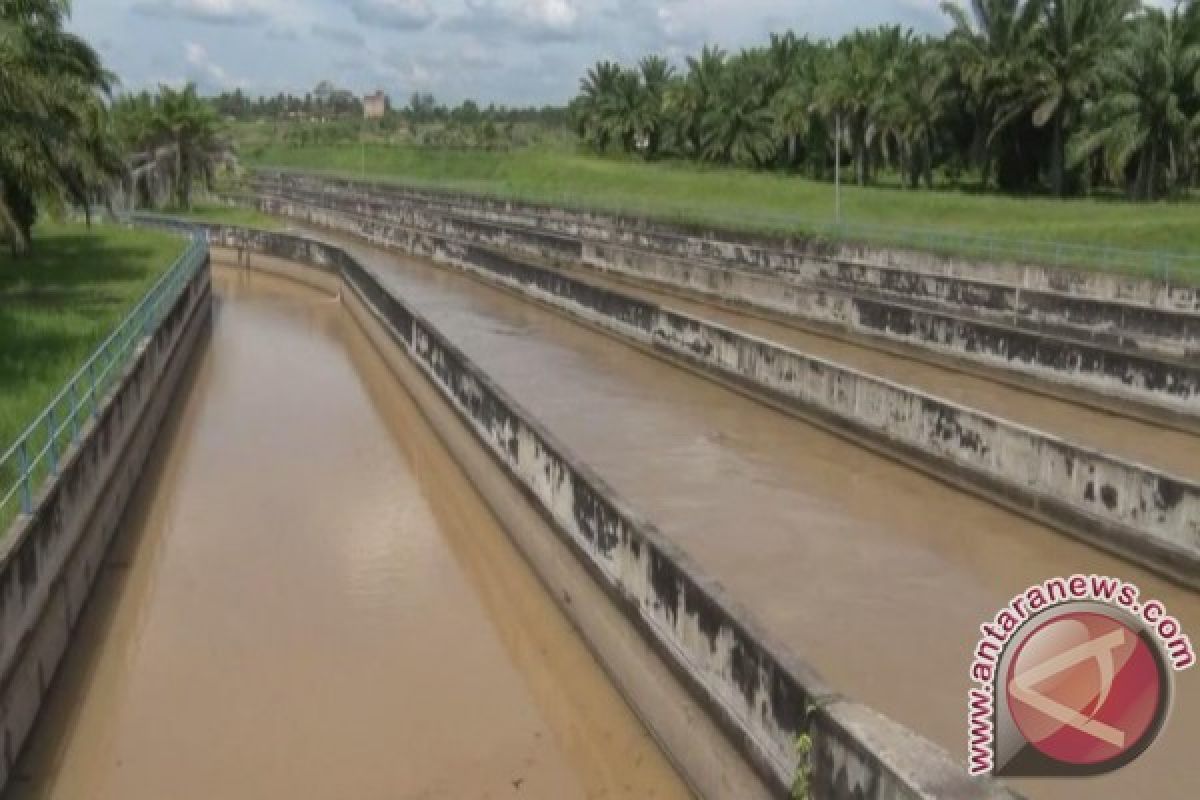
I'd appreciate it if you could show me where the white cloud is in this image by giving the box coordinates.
[184,40,249,88]
[348,0,435,30]
[311,23,367,47]
[131,0,273,25]
[524,0,578,29]
[447,0,584,42]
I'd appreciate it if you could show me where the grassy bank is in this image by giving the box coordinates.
[246,143,1200,280]
[168,202,283,230]
[0,222,185,519]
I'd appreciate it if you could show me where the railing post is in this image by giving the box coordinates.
[47,408,59,476]
[18,441,32,515]
[89,360,100,420]
[69,382,80,445]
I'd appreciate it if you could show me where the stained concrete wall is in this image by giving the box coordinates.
[0,247,211,792]
[248,179,1200,429]
[184,220,1014,800]
[245,200,1200,590]
[252,170,1200,316]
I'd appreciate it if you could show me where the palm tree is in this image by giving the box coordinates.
[769,37,829,170]
[638,55,675,158]
[880,39,957,188]
[700,52,777,166]
[600,68,652,154]
[941,0,1044,188]
[765,31,805,97]
[1,0,120,254]
[153,83,224,210]
[1023,0,1139,195]
[1068,4,1200,199]
[667,45,726,157]
[575,61,622,151]
[115,83,227,210]
[814,26,910,185]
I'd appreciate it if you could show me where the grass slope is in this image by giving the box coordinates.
[168,202,283,230]
[247,143,1200,279]
[0,222,185,507]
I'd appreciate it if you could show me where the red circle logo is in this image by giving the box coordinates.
[1005,611,1166,767]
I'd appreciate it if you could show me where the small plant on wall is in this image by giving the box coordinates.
[791,731,814,800]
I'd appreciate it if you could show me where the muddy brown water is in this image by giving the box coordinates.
[551,254,1200,479]
[8,267,688,800]
[299,226,1200,800]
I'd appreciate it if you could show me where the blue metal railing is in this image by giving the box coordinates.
[0,229,208,533]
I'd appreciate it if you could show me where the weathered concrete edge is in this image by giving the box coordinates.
[253,175,1200,356]
[252,170,1200,311]
[0,250,211,791]
[246,201,1200,589]
[462,256,1200,591]
[253,188,1200,429]
[201,223,1016,800]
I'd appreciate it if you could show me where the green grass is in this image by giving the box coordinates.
[0,222,185,527]
[168,202,283,230]
[245,143,1200,280]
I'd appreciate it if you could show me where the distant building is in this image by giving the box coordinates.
[363,90,388,120]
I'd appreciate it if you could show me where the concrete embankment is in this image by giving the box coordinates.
[239,198,1200,589]
[285,224,1200,800]
[11,266,688,800]
[248,176,1200,431]
[0,239,211,792]
[255,171,1200,313]
[166,218,1012,800]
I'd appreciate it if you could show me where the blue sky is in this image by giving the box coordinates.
[71,1,1169,106]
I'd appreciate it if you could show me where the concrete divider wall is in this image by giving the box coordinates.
[0,247,211,791]
[189,221,1013,800]
[253,188,1200,429]
[246,201,1200,589]
[262,178,1200,359]
[253,170,1200,315]
[256,177,1200,360]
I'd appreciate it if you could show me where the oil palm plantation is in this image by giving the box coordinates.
[814,27,910,185]
[879,40,958,189]
[941,0,1044,188]
[666,45,726,157]
[771,44,826,172]
[569,0,1200,198]
[638,56,675,158]
[699,51,778,166]
[1024,0,1141,195]
[575,61,622,152]
[1068,4,1200,199]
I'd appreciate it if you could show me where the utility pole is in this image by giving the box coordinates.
[360,106,367,179]
[834,114,842,227]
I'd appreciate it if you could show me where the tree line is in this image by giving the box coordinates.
[570,0,1200,200]
[212,87,568,129]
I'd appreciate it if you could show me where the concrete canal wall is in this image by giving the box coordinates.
[252,171,1200,316]
[0,244,211,791]
[249,179,1200,430]
[190,221,1014,800]
[250,200,1200,589]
